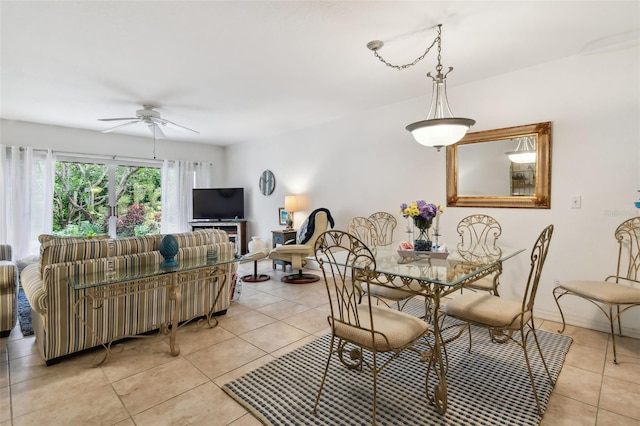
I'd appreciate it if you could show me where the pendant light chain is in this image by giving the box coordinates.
[370,25,441,70]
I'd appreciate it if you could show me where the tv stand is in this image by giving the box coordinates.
[190,220,247,254]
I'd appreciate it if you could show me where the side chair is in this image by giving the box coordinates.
[313,230,431,425]
[442,224,555,414]
[348,216,417,312]
[457,214,503,295]
[553,216,640,364]
[368,212,397,246]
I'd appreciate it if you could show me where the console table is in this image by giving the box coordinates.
[190,220,248,254]
[70,254,240,365]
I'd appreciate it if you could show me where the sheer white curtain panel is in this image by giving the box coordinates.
[161,160,195,234]
[0,145,55,259]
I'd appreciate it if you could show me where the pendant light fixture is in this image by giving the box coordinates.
[505,135,537,164]
[368,24,475,151]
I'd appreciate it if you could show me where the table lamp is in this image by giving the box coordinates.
[284,195,298,230]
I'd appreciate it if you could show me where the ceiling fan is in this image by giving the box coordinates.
[98,105,199,137]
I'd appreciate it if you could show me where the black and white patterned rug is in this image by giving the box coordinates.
[223,306,572,425]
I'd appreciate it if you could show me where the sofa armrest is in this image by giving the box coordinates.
[0,245,11,261]
[0,261,17,290]
[19,263,47,315]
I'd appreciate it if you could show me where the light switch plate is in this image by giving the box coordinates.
[571,196,581,209]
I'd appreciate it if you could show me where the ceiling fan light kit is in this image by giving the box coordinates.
[98,105,199,137]
[368,24,475,151]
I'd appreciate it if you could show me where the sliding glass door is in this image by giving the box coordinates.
[53,160,161,237]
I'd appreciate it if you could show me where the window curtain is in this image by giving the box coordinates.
[160,161,215,234]
[0,145,55,259]
[194,162,214,189]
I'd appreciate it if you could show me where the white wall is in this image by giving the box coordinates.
[227,46,640,338]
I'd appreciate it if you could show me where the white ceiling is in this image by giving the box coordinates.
[1,1,638,146]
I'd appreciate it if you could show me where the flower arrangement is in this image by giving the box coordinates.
[400,200,440,228]
[400,201,444,251]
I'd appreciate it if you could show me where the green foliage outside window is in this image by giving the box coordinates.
[53,162,162,237]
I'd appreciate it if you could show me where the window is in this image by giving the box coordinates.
[53,159,161,237]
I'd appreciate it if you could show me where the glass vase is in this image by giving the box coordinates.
[413,217,432,252]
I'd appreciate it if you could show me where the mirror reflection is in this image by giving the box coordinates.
[446,122,551,209]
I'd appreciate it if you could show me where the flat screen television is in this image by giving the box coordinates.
[192,188,245,221]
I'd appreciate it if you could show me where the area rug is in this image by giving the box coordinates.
[223,320,572,425]
[17,288,34,336]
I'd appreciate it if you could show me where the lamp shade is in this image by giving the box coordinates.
[505,135,537,163]
[406,117,475,150]
[284,195,299,212]
[506,150,537,164]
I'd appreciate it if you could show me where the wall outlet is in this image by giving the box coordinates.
[571,196,581,209]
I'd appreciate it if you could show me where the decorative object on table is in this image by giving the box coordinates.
[159,234,179,267]
[278,207,288,226]
[367,24,475,151]
[284,194,299,229]
[247,236,267,252]
[258,170,275,196]
[206,244,217,261]
[400,200,443,252]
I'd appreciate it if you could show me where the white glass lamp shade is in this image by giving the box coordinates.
[406,77,475,151]
[406,118,475,150]
[505,135,537,163]
[506,150,537,164]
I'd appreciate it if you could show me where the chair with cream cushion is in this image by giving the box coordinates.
[457,214,503,295]
[553,216,640,364]
[269,208,333,284]
[348,216,417,311]
[442,224,554,414]
[312,230,431,425]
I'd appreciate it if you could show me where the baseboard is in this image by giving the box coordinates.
[534,307,640,339]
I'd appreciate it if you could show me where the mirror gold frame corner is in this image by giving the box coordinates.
[446,121,551,209]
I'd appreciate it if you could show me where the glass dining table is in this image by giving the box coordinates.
[315,243,525,415]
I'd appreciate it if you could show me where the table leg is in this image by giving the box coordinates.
[427,288,448,414]
[168,277,181,356]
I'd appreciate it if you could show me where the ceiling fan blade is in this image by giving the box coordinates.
[98,117,138,122]
[155,117,200,134]
[101,120,142,133]
[149,123,166,139]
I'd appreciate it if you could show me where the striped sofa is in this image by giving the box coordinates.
[0,244,18,337]
[20,229,236,365]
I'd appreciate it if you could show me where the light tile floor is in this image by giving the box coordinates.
[1,261,639,425]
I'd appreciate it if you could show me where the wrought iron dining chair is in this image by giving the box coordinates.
[457,214,503,295]
[313,230,431,425]
[348,217,417,312]
[368,212,397,246]
[441,224,555,414]
[553,216,640,364]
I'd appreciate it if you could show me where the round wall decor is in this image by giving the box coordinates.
[259,170,276,196]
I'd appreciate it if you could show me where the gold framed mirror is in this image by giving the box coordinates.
[446,122,551,208]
